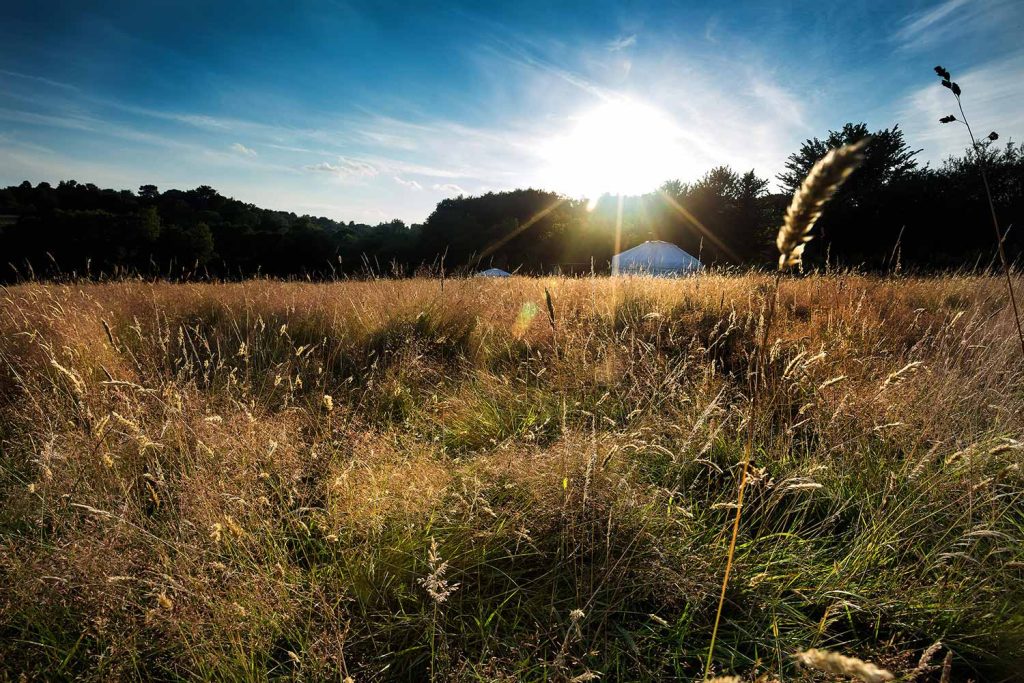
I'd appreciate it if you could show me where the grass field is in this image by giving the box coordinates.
[1,274,1023,681]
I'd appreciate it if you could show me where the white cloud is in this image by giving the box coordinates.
[433,183,466,195]
[607,34,636,51]
[230,142,257,157]
[393,176,423,190]
[304,156,378,178]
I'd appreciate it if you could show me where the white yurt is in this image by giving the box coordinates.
[612,241,702,276]
[476,267,511,278]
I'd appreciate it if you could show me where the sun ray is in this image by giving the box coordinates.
[477,197,567,263]
[658,190,739,263]
[612,193,624,274]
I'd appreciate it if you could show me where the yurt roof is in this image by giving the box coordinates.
[477,267,512,277]
[613,241,701,269]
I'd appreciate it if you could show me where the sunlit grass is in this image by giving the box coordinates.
[0,273,1022,680]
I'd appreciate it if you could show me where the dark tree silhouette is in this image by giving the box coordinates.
[778,123,920,194]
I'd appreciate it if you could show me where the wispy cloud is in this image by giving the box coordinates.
[264,143,321,154]
[704,16,720,43]
[607,34,636,51]
[433,183,466,195]
[751,80,807,128]
[0,106,230,155]
[230,142,257,157]
[304,156,378,178]
[894,0,970,44]
[0,106,98,132]
[0,69,80,92]
[481,39,613,102]
[393,176,422,190]
[359,129,418,150]
[0,102,301,178]
[892,0,1016,50]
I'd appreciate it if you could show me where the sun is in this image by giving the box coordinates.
[540,98,684,205]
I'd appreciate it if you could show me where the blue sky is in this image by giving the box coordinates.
[1,0,1022,223]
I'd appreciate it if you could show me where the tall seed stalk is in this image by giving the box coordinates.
[545,286,559,357]
[936,65,1024,358]
[704,139,868,679]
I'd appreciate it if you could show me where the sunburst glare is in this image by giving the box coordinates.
[540,98,685,207]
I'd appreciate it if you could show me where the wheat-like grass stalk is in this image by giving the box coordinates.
[777,138,871,270]
[706,139,871,680]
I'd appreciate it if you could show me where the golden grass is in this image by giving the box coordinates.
[1,274,1022,680]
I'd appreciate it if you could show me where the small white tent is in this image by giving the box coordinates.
[612,241,702,276]
[477,267,511,278]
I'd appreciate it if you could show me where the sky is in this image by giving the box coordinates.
[1,0,1022,224]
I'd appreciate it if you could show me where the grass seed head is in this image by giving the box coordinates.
[795,648,893,683]
[777,138,870,270]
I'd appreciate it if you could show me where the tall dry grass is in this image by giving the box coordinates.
[706,139,870,678]
[0,274,1022,680]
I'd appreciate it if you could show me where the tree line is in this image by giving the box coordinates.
[1,121,1021,281]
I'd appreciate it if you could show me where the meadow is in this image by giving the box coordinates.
[1,274,1023,681]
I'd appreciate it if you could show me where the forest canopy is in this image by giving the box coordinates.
[1,123,1021,281]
